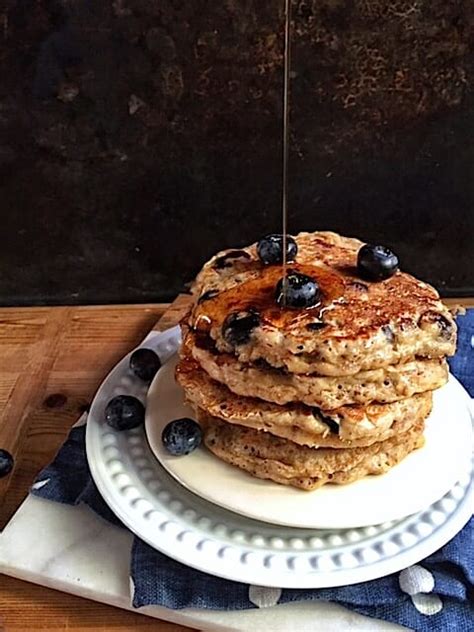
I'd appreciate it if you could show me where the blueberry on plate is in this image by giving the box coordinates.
[105,395,145,431]
[129,348,161,382]
[222,310,260,346]
[257,234,297,265]
[162,418,202,456]
[0,449,14,478]
[275,271,321,308]
[357,244,399,281]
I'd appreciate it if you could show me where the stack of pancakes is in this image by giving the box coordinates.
[177,232,457,490]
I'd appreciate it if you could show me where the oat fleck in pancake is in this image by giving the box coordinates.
[189,232,456,376]
[201,417,425,491]
[176,354,433,448]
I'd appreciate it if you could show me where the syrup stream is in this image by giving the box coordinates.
[281,0,292,304]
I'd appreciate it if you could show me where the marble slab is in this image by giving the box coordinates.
[0,495,405,631]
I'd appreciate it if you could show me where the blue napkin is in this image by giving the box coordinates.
[32,311,474,631]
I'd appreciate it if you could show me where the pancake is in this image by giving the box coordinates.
[188,231,456,376]
[176,354,433,447]
[187,329,448,409]
[202,416,426,491]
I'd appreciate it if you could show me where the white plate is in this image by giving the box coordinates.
[86,327,474,589]
[146,354,473,529]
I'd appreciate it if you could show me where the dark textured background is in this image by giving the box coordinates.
[1,0,473,305]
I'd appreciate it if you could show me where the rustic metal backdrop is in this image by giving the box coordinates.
[1,1,473,304]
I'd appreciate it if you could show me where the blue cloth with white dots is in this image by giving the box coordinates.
[32,311,474,631]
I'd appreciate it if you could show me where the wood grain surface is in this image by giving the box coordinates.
[0,298,196,632]
[0,295,471,630]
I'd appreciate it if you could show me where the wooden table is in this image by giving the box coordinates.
[0,301,195,632]
[0,298,471,631]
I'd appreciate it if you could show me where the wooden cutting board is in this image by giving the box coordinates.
[0,296,196,632]
[0,295,192,529]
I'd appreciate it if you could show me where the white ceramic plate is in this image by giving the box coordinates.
[146,355,473,529]
[86,327,474,589]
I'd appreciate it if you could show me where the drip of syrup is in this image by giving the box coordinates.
[281,0,292,305]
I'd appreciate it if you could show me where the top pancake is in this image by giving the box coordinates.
[188,231,456,376]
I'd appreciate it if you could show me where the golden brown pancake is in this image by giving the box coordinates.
[188,231,456,376]
[176,230,454,491]
[202,416,425,491]
[176,353,433,448]
[185,328,448,409]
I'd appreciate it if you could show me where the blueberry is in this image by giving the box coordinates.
[198,289,219,303]
[105,395,145,431]
[257,234,298,265]
[222,310,260,345]
[434,314,455,341]
[0,449,14,478]
[130,348,161,382]
[419,311,455,341]
[306,321,326,331]
[162,418,202,456]
[312,408,339,434]
[357,244,399,281]
[275,271,321,308]
[214,250,251,269]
